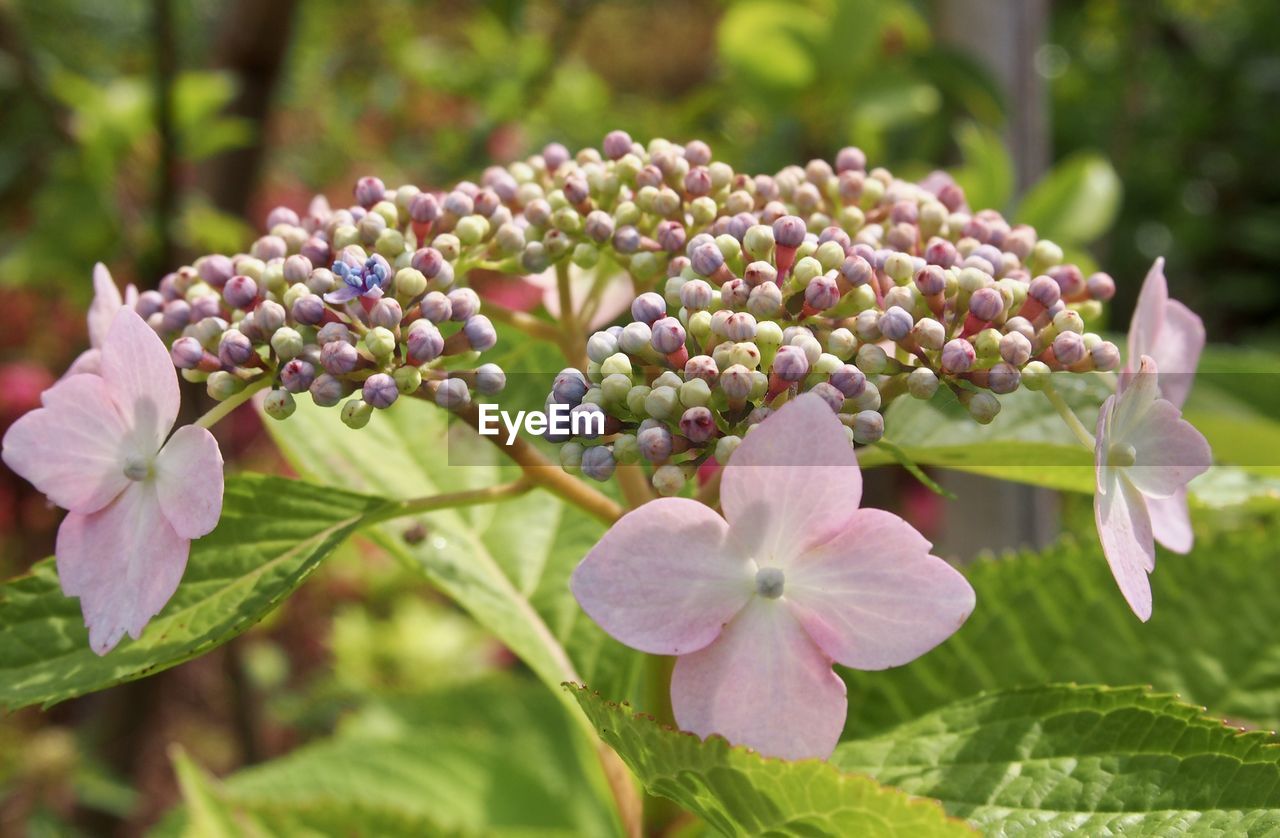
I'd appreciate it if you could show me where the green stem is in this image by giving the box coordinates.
[361,479,534,527]
[1043,382,1097,451]
[195,376,271,429]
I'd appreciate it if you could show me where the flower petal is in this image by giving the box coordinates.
[720,394,862,566]
[100,308,179,456]
[2,374,131,513]
[671,598,846,760]
[571,498,750,655]
[87,263,123,348]
[1095,466,1155,622]
[1149,489,1193,554]
[1113,355,1160,435]
[1126,399,1212,499]
[155,424,225,539]
[324,285,360,304]
[1150,300,1204,409]
[56,480,190,654]
[785,509,975,670]
[1127,258,1167,371]
[64,348,102,378]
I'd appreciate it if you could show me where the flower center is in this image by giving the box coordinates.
[1107,442,1137,468]
[123,457,152,481]
[755,567,785,599]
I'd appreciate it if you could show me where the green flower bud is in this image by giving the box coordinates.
[974,328,1002,360]
[455,215,490,246]
[630,252,661,281]
[755,320,783,347]
[333,225,360,250]
[907,367,939,400]
[372,200,399,228]
[850,380,881,412]
[601,352,633,377]
[394,365,423,394]
[613,433,640,464]
[645,385,680,419]
[1074,299,1103,323]
[559,442,585,474]
[728,341,761,370]
[828,328,856,360]
[283,282,311,309]
[271,326,305,360]
[375,228,406,258]
[653,370,682,389]
[855,343,888,375]
[207,370,245,401]
[625,385,652,416]
[743,225,775,261]
[365,326,396,358]
[614,201,641,226]
[651,463,686,497]
[1031,239,1064,269]
[602,372,632,405]
[958,267,991,293]
[1021,360,1052,391]
[264,389,296,420]
[552,206,582,234]
[261,262,286,295]
[968,392,1001,424]
[884,252,914,285]
[848,283,878,312]
[689,196,718,226]
[680,378,712,408]
[859,177,885,208]
[812,352,842,375]
[688,310,713,342]
[395,268,428,299]
[715,435,742,464]
[1053,309,1084,334]
[237,257,266,282]
[572,242,600,269]
[586,360,602,382]
[837,206,865,232]
[341,398,374,429]
[793,257,823,287]
[432,234,461,261]
[582,386,606,407]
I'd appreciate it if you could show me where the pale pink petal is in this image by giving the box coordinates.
[56,481,190,654]
[2,374,131,513]
[64,348,102,378]
[571,498,751,655]
[155,424,224,539]
[1125,399,1212,499]
[1150,300,1204,409]
[1149,489,1193,554]
[124,284,139,309]
[1113,355,1160,435]
[720,394,862,566]
[87,263,123,348]
[100,308,179,456]
[785,509,975,670]
[1127,258,1167,372]
[1095,461,1155,622]
[671,598,847,760]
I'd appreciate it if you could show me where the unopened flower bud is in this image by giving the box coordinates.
[1091,340,1120,372]
[339,398,372,429]
[644,386,680,419]
[968,287,1004,322]
[855,344,888,375]
[968,392,1001,424]
[631,292,667,326]
[651,317,687,354]
[171,336,206,369]
[419,291,452,324]
[560,442,584,474]
[406,320,444,363]
[271,326,304,360]
[363,326,395,359]
[309,373,346,407]
[638,425,674,462]
[280,358,316,393]
[850,410,884,444]
[552,368,589,407]
[988,362,1021,394]
[447,288,480,321]
[772,345,809,382]
[224,275,258,310]
[999,331,1032,366]
[463,315,497,351]
[879,306,914,342]
[219,330,256,367]
[434,377,470,410]
[362,373,399,409]
[394,365,423,395]
[942,339,976,373]
[321,339,359,374]
[651,463,686,496]
[580,446,616,482]
[1051,331,1086,366]
[603,129,632,160]
[677,405,714,443]
[263,389,296,421]
[207,370,245,401]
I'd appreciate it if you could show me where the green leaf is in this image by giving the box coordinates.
[717,1,825,92]
[160,678,617,837]
[568,685,972,837]
[1016,151,1122,245]
[840,520,1280,739]
[0,474,388,710]
[835,685,1280,834]
[950,121,1014,212]
[263,395,645,711]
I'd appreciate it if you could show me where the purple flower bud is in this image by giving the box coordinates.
[282,255,311,284]
[747,283,783,319]
[581,445,616,481]
[915,265,946,296]
[257,300,286,334]
[999,331,1033,366]
[924,239,957,269]
[369,298,403,330]
[1027,275,1062,308]
[1052,331,1086,366]
[552,368,589,407]
[602,129,632,160]
[475,363,506,394]
[723,312,757,342]
[804,274,840,312]
[689,242,724,279]
[638,425,673,462]
[968,287,1004,322]
[407,248,441,279]
[830,364,866,398]
[1048,264,1085,299]
[851,410,884,444]
[679,406,715,443]
[135,289,165,320]
[409,192,440,224]
[317,322,353,346]
[217,329,254,367]
[836,146,867,173]
[291,294,326,326]
[361,373,399,409]
[680,279,713,311]
[988,362,1021,394]
[252,235,287,261]
[838,255,874,289]
[198,254,235,288]
[772,215,806,248]
[419,291,452,323]
[879,306,914,342]
[719,364,754,401]
[684,166,712,197]
[267,205,299,230]
[281,358,316,393]
[171,336,205,369]
[462,315,497,352]
[435,377,471,410]
[542,142,569,171]
[716,278,746,309]
[310,373,346,407]
[773,345,809,382]
[809,381,846,412]
[584,210,615,243]
[651,317,687,354]
[224,275,259,309]
[301,236,331,267]
[321,339,359,375]
[1092,340,1120,371]
[942,339,976,373]
[355,176,385,208]
[631,292,667,326]
[443,189,474,218]
[406,320,444,363]
[447,288,480,321]
[160,299,191,332]
[1087,271,1116,302]
[188,294,220,322]
[684,355,718,383]
[684,139,712,165]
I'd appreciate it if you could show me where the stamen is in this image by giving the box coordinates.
[123,457,151,481]
[755,567,785,599]
[1107,442,1137,468]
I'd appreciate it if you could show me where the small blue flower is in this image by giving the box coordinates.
[324,256,391,304]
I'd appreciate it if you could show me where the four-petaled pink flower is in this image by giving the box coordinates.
[1095,355,1211,621]
[571,394,975,760]
[2,308,224,654]
[67,263,139,377]
[1121,258,1208,555]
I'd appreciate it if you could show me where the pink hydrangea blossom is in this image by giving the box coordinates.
[1121,258,1209,556]
[1095,356,1211,621]
[571,394,975,760]
[66,263,139,377]
[2,308,224,654]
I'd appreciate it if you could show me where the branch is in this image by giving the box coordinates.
[362,478,533,526]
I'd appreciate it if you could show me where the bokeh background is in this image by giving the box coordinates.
[1,0,1278,833]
